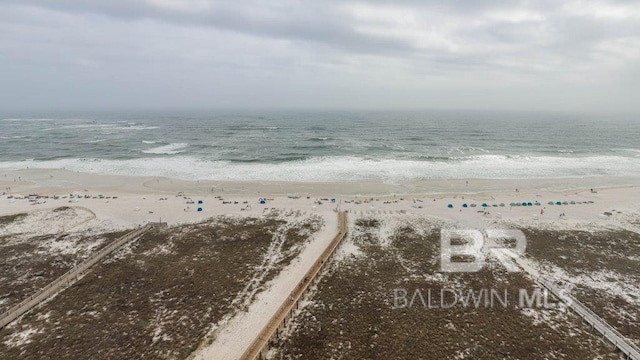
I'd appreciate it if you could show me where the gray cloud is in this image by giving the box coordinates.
[1,0,639,112]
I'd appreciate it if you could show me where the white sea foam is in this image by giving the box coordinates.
[142,143,189,155]
[59,124,158,131]
[0,136,30,141]
[1,118,54,121]
[1,155,640,182]
[61,124,115,130]
[113,125,158,130]
[83,138,108,144]
[142,140,158,144]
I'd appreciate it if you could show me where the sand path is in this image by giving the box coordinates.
[192,209,338,360]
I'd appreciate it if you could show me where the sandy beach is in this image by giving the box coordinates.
[1,168,639,230]
[1,168,640,359]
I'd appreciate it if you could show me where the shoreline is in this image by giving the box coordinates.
[1,167,639,231]
[2,167,639,196]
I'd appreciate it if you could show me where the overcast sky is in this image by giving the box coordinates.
[1,0,640,112]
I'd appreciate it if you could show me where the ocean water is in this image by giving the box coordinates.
[1,110,639,183]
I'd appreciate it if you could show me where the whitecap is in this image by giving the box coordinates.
[83,138,108,144]
[2,154,640,183]
[112,125,159,131]
[142,143,189,155]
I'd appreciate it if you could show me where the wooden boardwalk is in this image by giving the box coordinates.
[0,222,166,329]
[239,211,347,360]
[509,251,640,360]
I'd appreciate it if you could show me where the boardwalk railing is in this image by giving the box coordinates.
[511,253,640,360]
[239,211,347,360]
[538,277,640,360]
[0,222,166,329]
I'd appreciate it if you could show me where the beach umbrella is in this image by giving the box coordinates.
[481,203,488,207]
[499,203,505,207]
[447,204,453,208]
[556,201,562,205]
[470,204,477,207]
[462,203,468,208]
[548,201,554,205]
[534,202,541,206]
[570,201,576,204]
[527,202,532,206]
